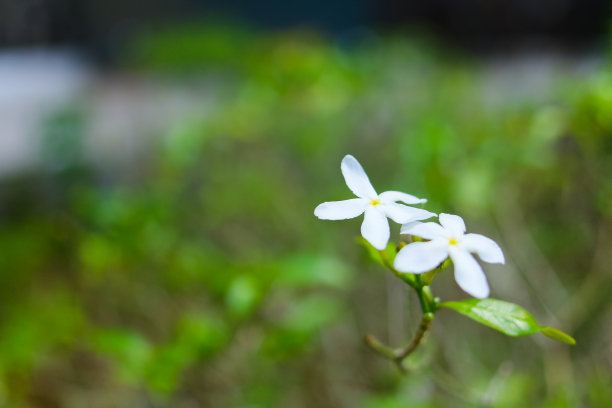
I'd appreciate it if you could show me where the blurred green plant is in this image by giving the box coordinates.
[0,22,610,407]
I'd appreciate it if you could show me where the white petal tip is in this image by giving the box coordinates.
[341,154,358,167]
[313,204,328,219]
[465,286,490,299]
[465,284,490,299]
[340,155,378,199]
[486,255,505,265]
[314,199,367,220]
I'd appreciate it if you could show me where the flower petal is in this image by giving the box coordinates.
[361,207,390,250]
[341,155,377,199]
[394,240,449,273]
[379,190,427,205]
[314,198,367,220]
[400,221,422,234]
[439,213,466,236]
[460,233,505,264]
[449,247,490,298]
[400,221,448,240]
[383,203,436,224]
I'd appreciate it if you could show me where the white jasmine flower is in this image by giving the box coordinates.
[394,213,505,298]
[314,155,436,250]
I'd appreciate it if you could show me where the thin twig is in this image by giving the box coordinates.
[394,312,434,360]
[365,312,434,373]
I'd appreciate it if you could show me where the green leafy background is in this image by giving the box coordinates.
[0,24,611,407]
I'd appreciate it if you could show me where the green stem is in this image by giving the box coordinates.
[364,334,397,360]
[418,284,437,313]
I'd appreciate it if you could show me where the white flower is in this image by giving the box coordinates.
[394,213,505,298]
[314,155,436,250]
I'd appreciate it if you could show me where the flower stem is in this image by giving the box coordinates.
[416,281,437,313]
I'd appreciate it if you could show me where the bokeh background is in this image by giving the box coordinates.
[1,1,612,407]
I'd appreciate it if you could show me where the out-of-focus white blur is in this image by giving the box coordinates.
[0,50,89,174]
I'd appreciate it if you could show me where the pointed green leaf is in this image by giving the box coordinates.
[440,298,575,345]
[357,237,416,287]
[357,237,397,270]
[357,237,385,266]
[540,327,576,345]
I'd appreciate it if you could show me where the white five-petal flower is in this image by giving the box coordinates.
[314,155,436,250]
[394,213,505,299]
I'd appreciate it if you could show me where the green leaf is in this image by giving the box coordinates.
[440,298,575,344]
[540,327,576,345]
[358,238,418,287]
[357,237,397,270]
[441,298,539,336]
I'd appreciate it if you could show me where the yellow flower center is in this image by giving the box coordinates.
[449,238,459,246]
[369,199,381,206]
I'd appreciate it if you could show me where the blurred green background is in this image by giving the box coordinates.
[1,24,612,407]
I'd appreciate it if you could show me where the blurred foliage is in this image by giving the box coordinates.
[0,23,611,407]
